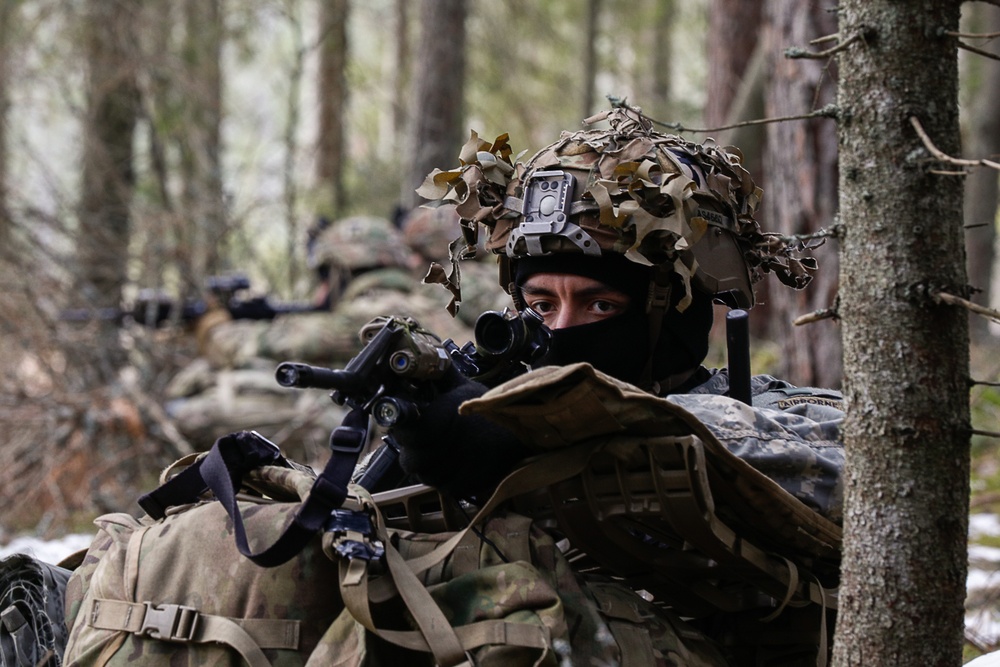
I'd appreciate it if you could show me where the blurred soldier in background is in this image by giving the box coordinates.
[401,204,512,328]
[164,214,474,465]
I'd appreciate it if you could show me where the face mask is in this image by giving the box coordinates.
[532,294,713,390]
[532,306,650,384]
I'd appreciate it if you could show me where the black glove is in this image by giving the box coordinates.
[391,366,528,501]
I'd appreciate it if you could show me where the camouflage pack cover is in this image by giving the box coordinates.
[456,362,841,663]
[61,459,728,666]
[417,106,819,311]
[461,362,844,527]
[62,464,345,666]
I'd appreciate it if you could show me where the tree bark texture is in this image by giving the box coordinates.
[581,0,600,119]
[761,0,842,389]
[77,0,140,380]
[317,0,349,219]
[834,2,970,665]
[180,0,225,284]
[0,0,10,243]
[390,0,410,149]
[400,0,466,212]
[643,0,673,123]
[78,6,138,298]
[962,7,1000,342]
[705,0,763,128]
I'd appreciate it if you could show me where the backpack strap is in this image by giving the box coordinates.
[336,488,553,667]
[85,598,300,667]
[137,412,370,568]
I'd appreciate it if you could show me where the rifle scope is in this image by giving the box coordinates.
[474,308,551,364]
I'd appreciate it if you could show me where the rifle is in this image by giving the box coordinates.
[275,307,552,490]
[60,274,325,327]
[137,309,551,569]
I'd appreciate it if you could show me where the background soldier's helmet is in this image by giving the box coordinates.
[308,215,414,274]
[417,106,817,312]
[401,205,463,264]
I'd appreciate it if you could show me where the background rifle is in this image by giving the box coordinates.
[275,308,552,490]
[60,274,324,327]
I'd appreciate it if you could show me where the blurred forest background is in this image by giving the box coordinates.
[0,0,997,540]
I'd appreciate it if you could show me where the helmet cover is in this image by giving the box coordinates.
[417,107,818,311]
[309,215,414,273]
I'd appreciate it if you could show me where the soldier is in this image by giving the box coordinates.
[383,108,845,664]
[165,214,475,465]
[401,204,512,329]
[393,107,844,518]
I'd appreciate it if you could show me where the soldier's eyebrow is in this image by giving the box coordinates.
[520,283,630,301]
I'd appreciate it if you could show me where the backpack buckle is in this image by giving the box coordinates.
[139,603,200,642]
[326,508,385,562]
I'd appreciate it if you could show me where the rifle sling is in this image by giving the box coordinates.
[137,411,370,568]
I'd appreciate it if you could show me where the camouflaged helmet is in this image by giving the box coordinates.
[308,215,414,273]
[417,106,817,313]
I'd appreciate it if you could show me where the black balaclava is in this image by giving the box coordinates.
[514,254,714,391]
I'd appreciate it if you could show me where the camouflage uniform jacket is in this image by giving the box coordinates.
[671,368,845,523]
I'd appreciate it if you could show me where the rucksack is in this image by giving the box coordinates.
[60,444,729,666]
[59,362,840,666]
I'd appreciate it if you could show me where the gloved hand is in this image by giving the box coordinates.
[391,365,528,501]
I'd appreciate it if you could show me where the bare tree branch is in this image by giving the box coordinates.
[793,307,839,326]
[932,290,1000,324]
[945,29,1000,39]
[786,31,866,59]
[910,116,1000,170]
[652,104,839,135]
[957,39,1000,62]
[810,33,840,45]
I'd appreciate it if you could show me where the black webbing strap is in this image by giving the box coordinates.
[137,410,370,568]
[137,430,286,521]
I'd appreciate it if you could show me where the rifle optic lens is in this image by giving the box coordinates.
[389,350,414,374]
[475,311,517,356]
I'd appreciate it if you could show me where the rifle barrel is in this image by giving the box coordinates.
[274,362,362,392]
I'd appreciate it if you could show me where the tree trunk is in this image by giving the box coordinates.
[180,0,224,287]
[834,2,970,665]
[135,0,177,290]
[76,0,140,382]
[581,0,600,118]
[399,0,466,212]
[962,6,1000,342]
[643,0,673,123]
[705,0,763,128]
[390,0,410,149]
[0,0,10,245]
[761,0,842,389]
[316,0,349,219]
